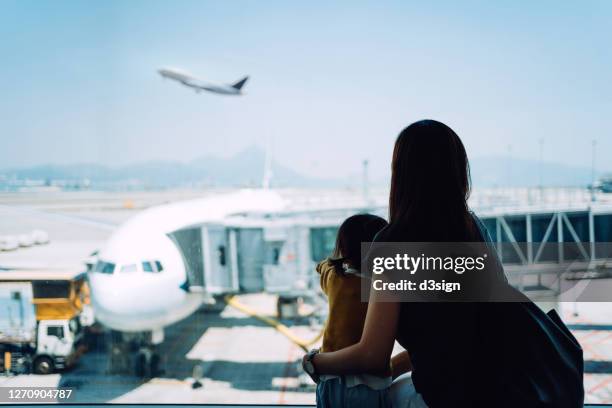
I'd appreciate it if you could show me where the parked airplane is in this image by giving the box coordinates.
[87,188,380,375]
[158,67,249,95]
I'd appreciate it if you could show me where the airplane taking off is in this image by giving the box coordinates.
[158,67,248,95]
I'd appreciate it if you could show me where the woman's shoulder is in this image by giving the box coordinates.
[469,211,492,243]
[373,224,395,241]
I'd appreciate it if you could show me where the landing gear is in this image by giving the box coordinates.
[108,331,131,374]
[108,330,163,378]
[135,346,160,378]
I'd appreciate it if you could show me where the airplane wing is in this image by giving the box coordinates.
[182,79,215,92]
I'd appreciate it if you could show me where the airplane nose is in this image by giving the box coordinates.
[88,271,200,332]
[89,273,176,328]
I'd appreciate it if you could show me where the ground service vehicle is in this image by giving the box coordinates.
[0,271,91,374]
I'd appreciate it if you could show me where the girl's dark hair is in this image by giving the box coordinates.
[330,213,388,274]
[388,119,477,241]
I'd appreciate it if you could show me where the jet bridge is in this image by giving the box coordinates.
[168,202,612,303]
[478,205,612,298]
[167,212,348,299]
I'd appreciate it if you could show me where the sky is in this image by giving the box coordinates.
[1,0,611,180]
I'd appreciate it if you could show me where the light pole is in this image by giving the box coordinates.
[362,159,369,206]
[538,138,544,203]
[591,139,597,202]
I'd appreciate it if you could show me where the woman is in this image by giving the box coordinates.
[302,120,583,407]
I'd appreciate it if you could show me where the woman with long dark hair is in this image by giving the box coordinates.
[302,120,583,407]
[387,119,477,242]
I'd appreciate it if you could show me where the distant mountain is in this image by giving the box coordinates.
[470,156,594,187]
[362,156,596,188]
[0,148,597,190]
[188,146,334,187]
[0,146,340,189]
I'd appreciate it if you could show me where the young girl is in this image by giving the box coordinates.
[302,213,394,408]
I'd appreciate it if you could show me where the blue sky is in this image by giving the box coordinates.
[1,0,610,180]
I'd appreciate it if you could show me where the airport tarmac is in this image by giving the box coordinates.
[0,189,321,404]
[0,293,609,404]
[0,190,611,404]
[0,293,320,404]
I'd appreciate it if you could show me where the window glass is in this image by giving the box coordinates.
[69,318,79,333]
[2,2,610,405]
[217,246,226,266]
[120,264,137,273]
[94,261,115,274]
[47,326,64,339]
[310,227,338,262]
[32,281,70,299]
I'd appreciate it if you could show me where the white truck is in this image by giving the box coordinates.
[0,280,83,374]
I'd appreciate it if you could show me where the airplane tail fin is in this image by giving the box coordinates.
[231,76,249,90]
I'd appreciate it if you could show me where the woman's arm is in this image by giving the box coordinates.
[309,291,400,377]
[316,260,332,294]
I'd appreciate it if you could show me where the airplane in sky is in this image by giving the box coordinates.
[158,67,248,95]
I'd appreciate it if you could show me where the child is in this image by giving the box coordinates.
[307,213,394,408]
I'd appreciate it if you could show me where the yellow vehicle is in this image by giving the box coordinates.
[0,270,92,374]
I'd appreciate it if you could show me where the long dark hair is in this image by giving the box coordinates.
[388,119,477,241]
[330,213,388,274]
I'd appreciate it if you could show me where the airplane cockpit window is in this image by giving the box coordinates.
[120,264,137,273]
[93,261,116,274]
[142,261,163,273]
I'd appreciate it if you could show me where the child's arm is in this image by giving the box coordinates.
[316,259,333,294]
[390,350,412,379]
